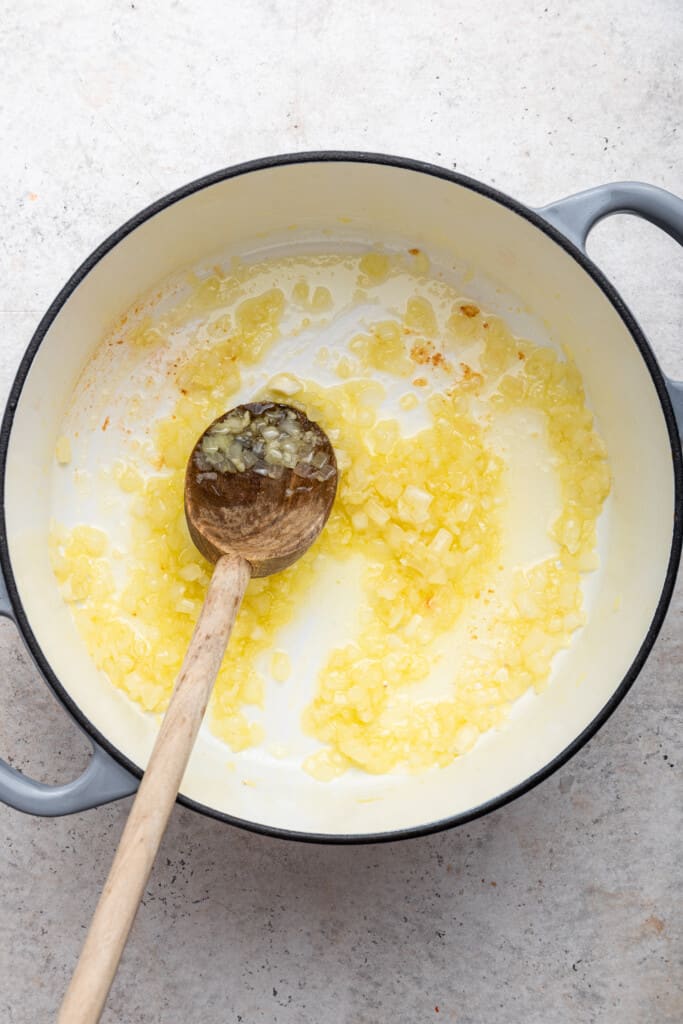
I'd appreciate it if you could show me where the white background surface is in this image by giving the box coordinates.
[1,1,681,1021]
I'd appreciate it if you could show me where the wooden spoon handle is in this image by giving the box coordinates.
[58,552,251,1024]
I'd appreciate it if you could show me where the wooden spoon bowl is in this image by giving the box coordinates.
[185,402,337,575]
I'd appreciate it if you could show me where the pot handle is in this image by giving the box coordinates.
[0,573,139,816]
[537,181,683,434]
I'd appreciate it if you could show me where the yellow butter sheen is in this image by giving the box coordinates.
[50,254,610,779]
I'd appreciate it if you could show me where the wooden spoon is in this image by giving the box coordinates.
[59,402,337,1024]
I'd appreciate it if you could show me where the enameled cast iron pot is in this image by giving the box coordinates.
[1,153,681,843]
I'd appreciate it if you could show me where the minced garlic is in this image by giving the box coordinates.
[198,403,334,481]
[270,650,292,683]
[55,436,71,465]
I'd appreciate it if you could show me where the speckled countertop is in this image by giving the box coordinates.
[1,2,681,1022]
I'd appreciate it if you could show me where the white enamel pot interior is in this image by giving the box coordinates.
[1,154,681,841]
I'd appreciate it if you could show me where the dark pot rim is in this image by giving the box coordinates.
[1,151,681,844]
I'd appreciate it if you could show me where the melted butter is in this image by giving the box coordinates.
[49,249,610,778]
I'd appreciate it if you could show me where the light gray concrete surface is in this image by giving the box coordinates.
[1,1,681,1021]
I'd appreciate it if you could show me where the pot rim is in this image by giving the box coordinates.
[1,150,681,844]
